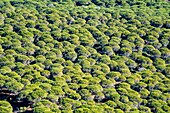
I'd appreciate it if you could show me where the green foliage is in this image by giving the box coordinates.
[0,0,170,113]
[0,101,13,113]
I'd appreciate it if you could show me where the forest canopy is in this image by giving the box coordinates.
[0,0,170,113]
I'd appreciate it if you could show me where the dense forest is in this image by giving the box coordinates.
[0,0,170,113]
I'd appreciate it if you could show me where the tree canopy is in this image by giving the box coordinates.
[0,0,170,113]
